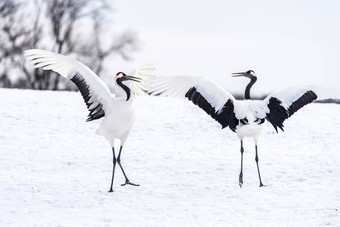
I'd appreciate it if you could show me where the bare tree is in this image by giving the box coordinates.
[0,0,36,87]
[0,0,137,90]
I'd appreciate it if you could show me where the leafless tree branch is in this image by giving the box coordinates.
[0,0,138,90]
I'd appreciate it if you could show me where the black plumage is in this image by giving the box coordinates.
[266,90,317,132]
[266,97,289,132]
[287,90,317,116]
[71,73,105,121]
[116,76,131,101]
[185,87,238,131]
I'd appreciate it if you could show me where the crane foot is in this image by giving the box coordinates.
[239,173,243,188]
[121,180,140,187]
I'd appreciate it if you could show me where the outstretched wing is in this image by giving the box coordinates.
[24,49,113,121]
[263,87,318,132]
[130,64,156,96]
[146,76,239,131]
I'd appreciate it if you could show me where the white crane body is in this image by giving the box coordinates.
[25,49,154,192]
[145,70,334,187]
[96,97,136,146]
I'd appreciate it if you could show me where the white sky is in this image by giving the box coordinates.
[106,0,340,95]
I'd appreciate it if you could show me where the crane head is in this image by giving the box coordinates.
[231,70,256,79]
[115,72,142,83]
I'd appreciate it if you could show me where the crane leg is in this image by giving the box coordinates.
[255,145,264,187]
[117,146,140,187]
[109,147,117,192]
[239,140,244,188]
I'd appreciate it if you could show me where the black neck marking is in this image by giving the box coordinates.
[116,77,131,101]
[245,76,257,100]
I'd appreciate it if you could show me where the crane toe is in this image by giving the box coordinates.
[239,173,243,188]
[121,180,140,187]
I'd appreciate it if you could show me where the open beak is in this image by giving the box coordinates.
[125,75,142,82]
[231,72,247,77]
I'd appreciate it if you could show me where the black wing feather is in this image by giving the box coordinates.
[266,90,317,132]
[71,73,105,121]
[288,90,317,116]
[185,87,238,131]
[266,97,289,132]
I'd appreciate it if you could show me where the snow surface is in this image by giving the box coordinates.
[1,88,339,226]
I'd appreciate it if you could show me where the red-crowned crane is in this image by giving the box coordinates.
[145,70,336,187]
[24,49,153,192]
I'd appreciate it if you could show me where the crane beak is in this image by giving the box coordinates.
[231,72,247,77]
[125,75,142,83]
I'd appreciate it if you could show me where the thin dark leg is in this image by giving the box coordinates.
[255,145,264,187]
[117,146,139,187]
[109,147,117,192]
[239,140,244,188]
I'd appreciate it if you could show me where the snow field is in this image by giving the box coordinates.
[0,88,339,226]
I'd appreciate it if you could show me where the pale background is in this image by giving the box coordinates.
[105,0,340,96]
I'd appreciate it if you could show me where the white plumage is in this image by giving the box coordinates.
[145,70,336,187]
[24,49,154,192]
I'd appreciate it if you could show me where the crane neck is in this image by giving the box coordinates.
[116,78,131,101]
[244,76,257,100]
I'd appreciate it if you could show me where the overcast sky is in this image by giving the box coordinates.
[107,0,340,95]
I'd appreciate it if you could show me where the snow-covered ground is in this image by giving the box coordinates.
[1,88,339,226]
